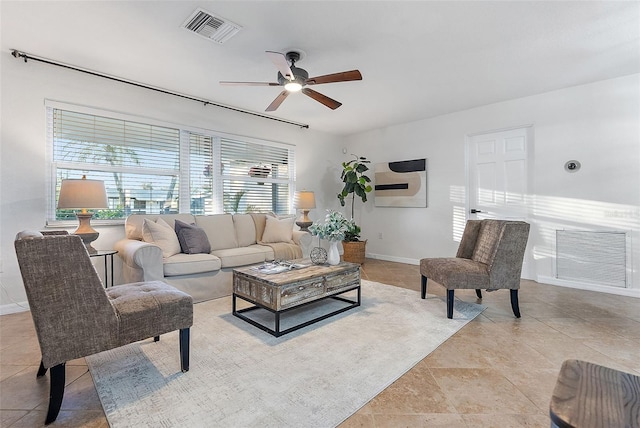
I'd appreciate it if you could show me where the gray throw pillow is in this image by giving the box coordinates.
[174,220,211,254]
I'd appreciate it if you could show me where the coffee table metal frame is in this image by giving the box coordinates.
[233,285,360,337]
[232,261,361,337]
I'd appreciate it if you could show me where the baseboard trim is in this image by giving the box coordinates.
[365,253,420,266]
[537,276,640,298]
[0,302,30,315]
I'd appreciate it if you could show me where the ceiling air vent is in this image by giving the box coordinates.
[182,8,242,44]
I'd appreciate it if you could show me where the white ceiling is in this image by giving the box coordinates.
[2,1,639,136]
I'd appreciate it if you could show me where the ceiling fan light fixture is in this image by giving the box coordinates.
[223,50,362,111]
[285,81,302,92]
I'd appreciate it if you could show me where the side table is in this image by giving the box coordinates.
[90,250,117,288]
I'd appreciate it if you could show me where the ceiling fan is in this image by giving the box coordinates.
[220,50,362,112]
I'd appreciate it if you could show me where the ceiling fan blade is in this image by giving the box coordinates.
[266,51,293,80]
[301,88,342,110]
[220,81,280,86]
[265,91,290,111]
[306,70,362,85]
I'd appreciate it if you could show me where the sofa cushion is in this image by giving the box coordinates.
[142,218,181,258]
[211,246,272,268]
[249,213,267,241]
[233,214,257,247]
[261,215,295,244]
[126,214,196,240]
[195,214,238,250]
[163,253,222,277]
[174,220,211,254]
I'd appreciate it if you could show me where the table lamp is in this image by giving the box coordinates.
[57,175,108,253]
[294,190,316,232]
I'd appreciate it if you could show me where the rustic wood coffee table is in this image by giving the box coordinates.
[232,260,361,337]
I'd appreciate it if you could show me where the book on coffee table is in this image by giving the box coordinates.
[251,261,309,274]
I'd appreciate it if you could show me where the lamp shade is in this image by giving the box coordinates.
[57,177,108,210]
[294,191,316,210]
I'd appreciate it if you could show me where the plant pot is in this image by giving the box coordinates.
[342,240,367,264]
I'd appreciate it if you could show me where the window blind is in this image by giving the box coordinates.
[220,138,293,214]
[47,104,296,222]
[189,133,215,215]
[51,109,180,219]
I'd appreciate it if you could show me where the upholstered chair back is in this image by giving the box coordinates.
[486,221,530,288]
[456,219,530,289]
[456,220,482,259]
[14,232,118,368]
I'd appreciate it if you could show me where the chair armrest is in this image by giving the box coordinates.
[113,239,164,281]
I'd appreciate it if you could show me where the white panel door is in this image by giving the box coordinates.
[468,127,530,220]
[467,126,532,278]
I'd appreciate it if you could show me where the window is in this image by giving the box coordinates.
[50,109,181,220]
[47,103,296,223]
[188,133,295,215]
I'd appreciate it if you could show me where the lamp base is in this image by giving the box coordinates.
[295,221,313,232]
[75,233,99,254]
[296,209,313,232]
[74,212,99,254]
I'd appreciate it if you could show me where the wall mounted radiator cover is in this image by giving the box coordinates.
[556,230,627,288]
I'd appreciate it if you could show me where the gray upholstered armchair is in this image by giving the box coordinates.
[14,231,193,425]
[420,219,530,319]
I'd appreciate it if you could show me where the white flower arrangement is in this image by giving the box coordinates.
[308,210,349,242]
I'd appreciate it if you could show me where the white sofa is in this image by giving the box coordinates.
[114,213,305,302]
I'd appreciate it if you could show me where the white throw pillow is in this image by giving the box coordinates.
[142,218,181,258]
[261,215,295,244]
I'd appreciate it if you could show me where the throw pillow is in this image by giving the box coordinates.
[142,218,181,258]
[174,220,211,254]
[261,215,295,243]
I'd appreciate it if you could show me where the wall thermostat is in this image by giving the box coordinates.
[564,160,581,172]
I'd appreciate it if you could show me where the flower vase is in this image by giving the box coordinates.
[327,240,340,265]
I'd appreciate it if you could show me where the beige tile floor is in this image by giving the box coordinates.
[1,259,639,427]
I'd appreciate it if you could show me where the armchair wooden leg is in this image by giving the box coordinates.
[446,290,454,319]
[37,359,47,377]
[475,289,482,299]
[44,363,65,425]
[179,328,190,373]
[154,336,160,342]
[510,289,521,318]
[421,275,427,299]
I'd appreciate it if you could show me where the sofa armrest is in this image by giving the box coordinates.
[113,239,164,282]
[292,230,308,246]
[293,231,314,258]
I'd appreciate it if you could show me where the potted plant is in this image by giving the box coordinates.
[308,210,349,265]
[338,155,372,264]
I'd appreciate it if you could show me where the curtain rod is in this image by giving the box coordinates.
[11,49,310,130]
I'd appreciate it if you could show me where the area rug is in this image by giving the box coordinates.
[86,280,484,427]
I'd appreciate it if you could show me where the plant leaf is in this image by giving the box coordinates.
[356,163,369,173]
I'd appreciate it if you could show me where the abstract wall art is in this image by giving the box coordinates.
[374,158,427,207]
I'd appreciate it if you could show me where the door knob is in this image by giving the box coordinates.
[470,209,483,214]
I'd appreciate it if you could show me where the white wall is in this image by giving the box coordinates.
[3,53,638,312]
[340,74,640,295]
[0,53,339,311]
